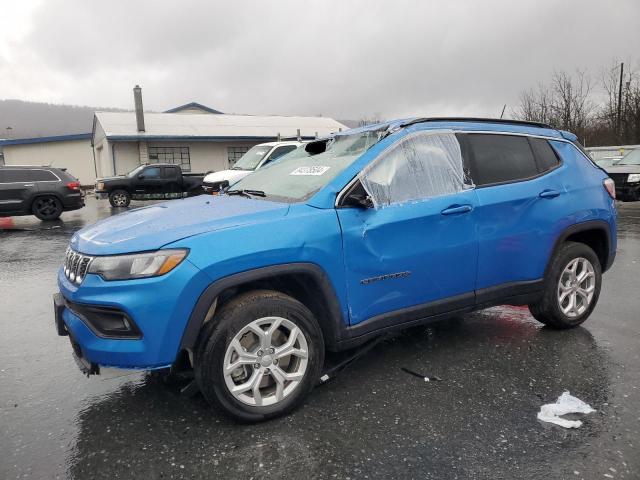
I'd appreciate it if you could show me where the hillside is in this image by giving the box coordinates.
[0,100,128,139]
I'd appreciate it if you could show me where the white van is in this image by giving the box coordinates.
[202,141,302,193]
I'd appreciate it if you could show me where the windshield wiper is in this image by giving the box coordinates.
[227,189,266,198]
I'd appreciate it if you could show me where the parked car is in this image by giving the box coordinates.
[54,118,616,421]
[603,149,640,201]
[95,164,205,207]
[0,165,84,220]
[202,141,302,193]
[595,156,623,168]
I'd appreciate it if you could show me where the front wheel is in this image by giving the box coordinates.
[529,241,602,329]
[195,290,324,421]
[108,189,131,207]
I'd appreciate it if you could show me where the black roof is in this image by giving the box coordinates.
[400,117,554,130]
[0,165,66,170]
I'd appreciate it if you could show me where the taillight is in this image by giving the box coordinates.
[603,178,616,199]
[66,181,81,191]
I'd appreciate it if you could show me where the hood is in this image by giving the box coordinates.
[71,195,290,255]
[204,169,251,185]
[605,165,640,174]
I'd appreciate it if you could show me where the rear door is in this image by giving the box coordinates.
[462,133,565,294]
[0,169,38,214]
[163,166,182,193]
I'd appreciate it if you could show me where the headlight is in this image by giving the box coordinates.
[97,182,105,190]
[87,249,188,280]
[628,173,640,183]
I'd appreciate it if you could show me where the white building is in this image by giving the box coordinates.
[0,134,94,184]
[91,109,346,180]
[1,94,347,185]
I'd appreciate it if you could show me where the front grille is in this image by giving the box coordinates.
[608,173,628,186]
[64,248,94,284]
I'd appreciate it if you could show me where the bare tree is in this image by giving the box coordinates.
[358,115,384,127]
[515,69,595,143]
[549,70,593,137]
[515,82,554,124]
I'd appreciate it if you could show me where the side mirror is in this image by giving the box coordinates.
[344,192,374,209]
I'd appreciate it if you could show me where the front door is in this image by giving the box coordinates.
[134,166,164,195]
[336,130,478,326]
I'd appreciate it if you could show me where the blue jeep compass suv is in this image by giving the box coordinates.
[54,118,617,421]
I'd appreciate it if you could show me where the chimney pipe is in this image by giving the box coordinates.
[133,85,145,132]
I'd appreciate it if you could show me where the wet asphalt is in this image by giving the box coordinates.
[1,197,639,480]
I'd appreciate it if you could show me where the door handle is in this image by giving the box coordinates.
[441,204,473,215]
[539,189,560,199]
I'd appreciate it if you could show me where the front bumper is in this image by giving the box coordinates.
[615,183,640,201]
[95,191,109,200]
[55,258,212,371]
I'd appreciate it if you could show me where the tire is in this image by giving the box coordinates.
[194,290,324,422]
[529,241,602,329]
[32,196,63,220]
[108,189,131,208]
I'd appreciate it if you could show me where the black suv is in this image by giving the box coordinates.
[0,166,85,220]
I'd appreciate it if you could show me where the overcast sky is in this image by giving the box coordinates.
[1,0,639,120]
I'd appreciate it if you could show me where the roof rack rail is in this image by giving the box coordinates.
[400,117,555,130]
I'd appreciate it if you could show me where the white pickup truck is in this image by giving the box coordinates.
[202,141,302,193]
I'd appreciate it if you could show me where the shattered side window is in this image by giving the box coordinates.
[358,130,473,208]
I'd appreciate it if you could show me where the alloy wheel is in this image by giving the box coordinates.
[557,257,596,318]
[35,197,58,216]
[223,316,309,407]
[112,193,128,206]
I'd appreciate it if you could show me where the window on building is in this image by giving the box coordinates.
[148,146,191,172]
[227,146,250,166]
[466,134,538,186]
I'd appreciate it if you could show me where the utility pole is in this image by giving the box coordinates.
[617,62,624,138]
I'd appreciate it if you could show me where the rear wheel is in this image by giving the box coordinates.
[108,189,131,207]
[529,241,601,329]
[195,290,324,421]
[32,196,63,220]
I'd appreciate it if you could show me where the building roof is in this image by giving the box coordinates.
[164,102,223,114]
[93,112,347,142]
[0,133,92,146]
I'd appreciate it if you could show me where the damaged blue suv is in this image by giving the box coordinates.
[54,118,617,421]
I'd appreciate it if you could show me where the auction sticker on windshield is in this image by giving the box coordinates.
[290,166,331,176]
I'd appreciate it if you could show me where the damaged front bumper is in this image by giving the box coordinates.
[53,293,100,375]
[54,259,212,373]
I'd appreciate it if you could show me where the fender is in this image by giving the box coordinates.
[179,263,346,352]
[545,219,614,275]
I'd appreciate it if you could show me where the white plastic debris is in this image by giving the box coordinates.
[358,130,472,208]
[537,391,596,428]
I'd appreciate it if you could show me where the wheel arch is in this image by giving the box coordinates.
[28,192,64,211]
[547,220,613,275]
[108,186,131,195]
[179,263,346,354]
